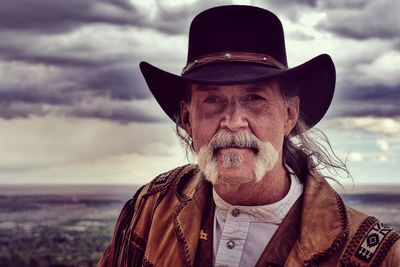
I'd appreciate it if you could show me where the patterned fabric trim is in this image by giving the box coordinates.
[341,216,378,264]
[372,230,400,266]
[341,216,400,266]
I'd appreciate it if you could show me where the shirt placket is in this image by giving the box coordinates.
[215,207,250,267]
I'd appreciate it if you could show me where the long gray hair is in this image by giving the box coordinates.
[174,79,350,182]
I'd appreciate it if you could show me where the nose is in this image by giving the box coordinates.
[220,101,249,131]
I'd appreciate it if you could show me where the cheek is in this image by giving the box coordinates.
[190,115,219,151]
[242,102,269,116]
[250,116,286,147]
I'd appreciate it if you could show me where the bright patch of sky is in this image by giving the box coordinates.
[322,127,400,184]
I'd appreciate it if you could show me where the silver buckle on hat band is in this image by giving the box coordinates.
[181,51,287,75]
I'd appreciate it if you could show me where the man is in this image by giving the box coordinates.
[98,5,400,267]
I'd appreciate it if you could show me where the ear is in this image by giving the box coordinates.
[180,100,192,136]
[284,96,300,135]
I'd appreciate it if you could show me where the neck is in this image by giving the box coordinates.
[213,162,290,206]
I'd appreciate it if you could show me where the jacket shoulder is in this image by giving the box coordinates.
[138,164,198,198]
[96,184,146,267]
[340,209,400,266]
[96,164,199,267]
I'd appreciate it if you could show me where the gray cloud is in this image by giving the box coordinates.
[0,88,73,106]
[319,0,369,10]
[0,62,153,122]
[0,30,130,68]
[250,0,318,22]
[330,84,400,118]
[0,96,166,123]
[0,103,48,119]
[0,0,237,123]
[0,0,145,34]
[82,64,150,101]
[0,49,120,68]
[318,1,400,40]
[0,0,398,124]
[0,0,234,36]
[150,0,235,35]
[69,106,164,124]
[142,0,322,37]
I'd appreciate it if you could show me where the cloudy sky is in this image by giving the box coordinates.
[0,0,399,185]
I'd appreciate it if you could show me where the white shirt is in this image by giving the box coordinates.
[212,172,303,267]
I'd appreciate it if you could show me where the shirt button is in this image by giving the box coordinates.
[231,208,240,217]
[226,240,235,249]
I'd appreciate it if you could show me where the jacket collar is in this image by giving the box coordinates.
[173,165,350,266]
[296,172,349,264]
[174,165,211,267]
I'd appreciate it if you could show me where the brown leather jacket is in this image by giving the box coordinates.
[97,165,400,266]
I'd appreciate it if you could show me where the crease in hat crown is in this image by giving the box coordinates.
[184,5,288,73]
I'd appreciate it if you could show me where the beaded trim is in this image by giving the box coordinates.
[341,216,399,266]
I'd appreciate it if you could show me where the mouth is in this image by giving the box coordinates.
[215,145,258,154]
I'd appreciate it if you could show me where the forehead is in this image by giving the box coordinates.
[189,80,281,96]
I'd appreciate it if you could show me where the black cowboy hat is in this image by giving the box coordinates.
[140,5,335,128]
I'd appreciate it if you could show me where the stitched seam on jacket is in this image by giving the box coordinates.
[305,193,349,265]
[142,165,193,266]
[143,165,189,198]
[112,185,146,267]
[156,166,191,206]
[143,257,155,267]
[174,167,198,267]
[124,232,146,251]
[146,166,188,226]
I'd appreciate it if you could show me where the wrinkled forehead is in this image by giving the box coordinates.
[187,79,282,97]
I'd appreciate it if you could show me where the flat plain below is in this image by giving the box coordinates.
[0,184,399,267]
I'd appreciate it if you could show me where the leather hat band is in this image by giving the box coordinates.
[181,51,287,75]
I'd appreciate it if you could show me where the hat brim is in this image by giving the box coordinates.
[140,54,335,129]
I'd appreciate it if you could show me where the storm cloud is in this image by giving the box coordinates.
[318,1,400,40]
[0,0,399,123]
[0,0,145,34]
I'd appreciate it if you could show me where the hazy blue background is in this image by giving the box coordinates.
[0,0,399,185]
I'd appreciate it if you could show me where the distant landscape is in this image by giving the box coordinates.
[0,185,138,267]
[0,184,399,267]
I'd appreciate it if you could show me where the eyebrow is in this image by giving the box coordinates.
[244,86,267,93]
[193,85,220,92]
[191,84,269,93]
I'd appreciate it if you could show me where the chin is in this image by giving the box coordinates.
[215,174,257,186]
[215,167,256,185]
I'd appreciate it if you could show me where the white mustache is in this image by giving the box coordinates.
[197,129,279,185]
[208,129,261,154]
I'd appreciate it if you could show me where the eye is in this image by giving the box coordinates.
[204,95,225,104]
[242,94,265,102]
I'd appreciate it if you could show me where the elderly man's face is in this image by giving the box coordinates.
[181,80,299,185]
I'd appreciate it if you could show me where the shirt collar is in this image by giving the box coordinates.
[212,169,303,224]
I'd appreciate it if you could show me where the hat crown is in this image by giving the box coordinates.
[187,5,288,67]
